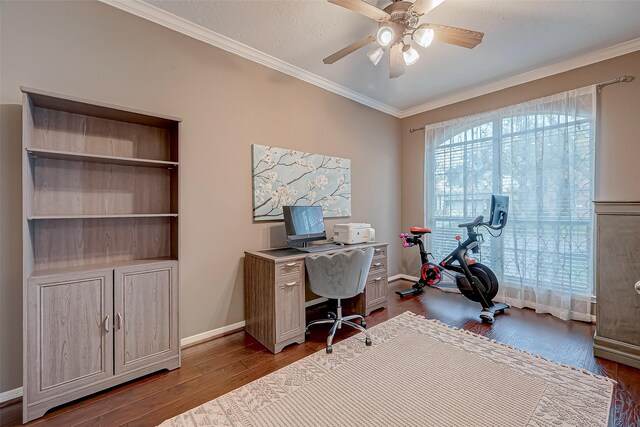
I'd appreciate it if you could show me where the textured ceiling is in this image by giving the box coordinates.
[145,0,640,111]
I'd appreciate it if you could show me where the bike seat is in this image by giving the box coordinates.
[410,227,431,236]
[458,215,484,229]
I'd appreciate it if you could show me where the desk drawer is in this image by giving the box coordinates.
[372,246,387,259]
[275,279,305,343]
[275,261,304,282]
[368,258,387,276]
[366,275,387,306]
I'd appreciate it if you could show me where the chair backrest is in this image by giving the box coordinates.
[305,247,374,300]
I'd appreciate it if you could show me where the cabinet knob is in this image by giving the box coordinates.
[635,281,640,295]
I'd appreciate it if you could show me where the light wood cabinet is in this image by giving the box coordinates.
[594,202,640,369]
[244,243,388,354]
[21,88,181,422]
[26,270,114,404]
[275,275,306,343]
[114,261,179,375]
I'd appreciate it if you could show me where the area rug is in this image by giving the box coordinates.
[159,311,614,426]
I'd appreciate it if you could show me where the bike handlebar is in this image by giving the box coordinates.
[458,213,508,231]
[458,215,484,229]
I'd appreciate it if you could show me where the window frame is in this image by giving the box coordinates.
[425,111,595,296]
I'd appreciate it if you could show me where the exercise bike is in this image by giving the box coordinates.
[396,195,510,324]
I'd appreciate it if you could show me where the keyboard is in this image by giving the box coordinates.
[297,244,343,253]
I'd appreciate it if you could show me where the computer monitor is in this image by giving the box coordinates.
[282,206,326,245]
[489,195,509,228]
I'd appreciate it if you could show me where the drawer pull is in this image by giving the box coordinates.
[285,281,298,287]
[635,281,640,295]
[284,263,297,267]
[374,277,382,281]
[374,249,382,252]
[373,262,383,267]
[103,315,110,333]
[116,312,123,329]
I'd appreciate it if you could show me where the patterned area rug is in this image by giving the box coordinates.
[160,312,614,426]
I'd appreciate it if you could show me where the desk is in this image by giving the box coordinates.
[244,243,388,353]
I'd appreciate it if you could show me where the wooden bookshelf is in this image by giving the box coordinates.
[21,87,181,423]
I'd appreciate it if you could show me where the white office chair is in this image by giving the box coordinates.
[305,247,374,353]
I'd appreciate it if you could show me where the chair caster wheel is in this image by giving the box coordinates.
[305,330,311,337]
[365,337,372,346]
[326,346,333,354]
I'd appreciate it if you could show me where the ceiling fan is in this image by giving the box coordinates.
[324,0,484,78]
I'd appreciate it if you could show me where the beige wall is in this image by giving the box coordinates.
[0,1,402,393]
[400,51,640,274]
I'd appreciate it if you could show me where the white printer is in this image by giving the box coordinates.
[333,223,376,244]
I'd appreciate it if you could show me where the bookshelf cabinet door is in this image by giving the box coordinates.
[113,261,179,374]
[26,270,114,402]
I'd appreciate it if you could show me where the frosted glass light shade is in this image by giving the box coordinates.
[403,46,419,65]
[413,26,435,48]
[367,47,384,66]
[376,26,394,47]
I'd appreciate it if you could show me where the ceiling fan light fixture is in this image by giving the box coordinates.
[376,26,394,47]
[403,46,419,66]
[367,47,384,66]
[413,26,435,48]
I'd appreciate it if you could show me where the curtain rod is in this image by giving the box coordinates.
[408,74,635,133]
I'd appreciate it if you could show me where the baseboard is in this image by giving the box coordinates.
[594,333,640,369]
[305,297,328,308]
[389,274,419,282]
[180,320,246,348]
[0,387,22,405]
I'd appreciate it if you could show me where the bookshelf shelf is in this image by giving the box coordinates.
[26,148,178,168]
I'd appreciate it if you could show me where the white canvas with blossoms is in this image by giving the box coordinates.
[252,144,351,221]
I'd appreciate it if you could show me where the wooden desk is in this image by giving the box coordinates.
[244,243,388,353]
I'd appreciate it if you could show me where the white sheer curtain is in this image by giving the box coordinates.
[424,86,596,321]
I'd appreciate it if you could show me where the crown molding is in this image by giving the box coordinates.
[98,0,403,117]
[99,0,640,120]
[398,36,640,118]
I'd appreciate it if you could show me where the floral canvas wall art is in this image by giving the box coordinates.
[252,144,351,221]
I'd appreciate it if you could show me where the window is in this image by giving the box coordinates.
[426,89,595,301]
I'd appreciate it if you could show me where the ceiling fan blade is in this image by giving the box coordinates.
[389,43,405,78]
[410,0,446,16]
[323,35,376,64]
[328,0,391,22]
[429,23,484,48]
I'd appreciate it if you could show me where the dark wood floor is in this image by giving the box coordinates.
[1,279,639,426]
